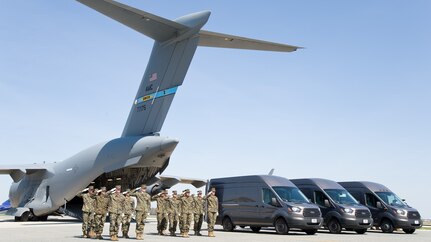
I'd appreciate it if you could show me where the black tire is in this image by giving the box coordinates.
[327,219,342,234]
[222,217,235,232]
[403,228,415,234]
[38,215,48,221]
[355,229,367,234]
[304,229,317,235]
[380,219,394,233]
[275,217,289,235]
[250,226,261,233]
[20,211,30,222]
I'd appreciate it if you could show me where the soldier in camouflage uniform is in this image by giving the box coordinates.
[121,189,135,239]
[193,190,205,236]
[108,185,125,241]
[206,187,219,237]
[152,190,169,235]
[168,190,181,236]
[130,184,151,240]
[180,189,194,238]
[94,187,110,240]
[77,185,96,238]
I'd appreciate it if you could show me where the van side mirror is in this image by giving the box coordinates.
[376,201,383,209]
[324,199,330,207]
[271,198,280,207]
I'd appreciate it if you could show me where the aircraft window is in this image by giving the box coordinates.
[314,191,327,207]
[262,188,276,205]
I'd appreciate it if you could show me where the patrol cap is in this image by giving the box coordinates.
[197,190,202,194]
[162,189,168,194]
[172,190,177,194]
[184,189,190,193]
[141,184,147,189]
[88,185,94,190]
[101,187,107,192]
[115,185,121,189]
[211,187,216,192]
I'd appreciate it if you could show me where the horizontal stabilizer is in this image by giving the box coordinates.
[198,30,302,52]
[0,165,46,182]
[77,0,188,42]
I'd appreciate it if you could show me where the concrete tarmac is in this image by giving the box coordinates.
[0,215,429,242]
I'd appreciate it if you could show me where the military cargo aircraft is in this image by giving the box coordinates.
[0,0,300,221]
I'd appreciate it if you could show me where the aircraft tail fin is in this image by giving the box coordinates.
[198,30,302,52]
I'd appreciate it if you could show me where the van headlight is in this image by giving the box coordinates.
[396,209,407,216]
[289,206,302,213]
[342,208,355,214]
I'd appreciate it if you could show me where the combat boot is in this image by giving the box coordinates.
[123,232,129,239]
[196,231,202,236]
[82,232,88,238]
[209,231,215,237]
[170,231,176,236]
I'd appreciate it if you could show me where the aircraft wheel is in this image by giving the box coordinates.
[19,211,30,222]
[403,228,415,234]
[380,219,394,233]
[275,217,289,234]
[327,219,342,234]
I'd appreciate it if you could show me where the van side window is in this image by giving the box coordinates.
[365,193,378,207]
[314,191,327,207]
[262,188,276,205]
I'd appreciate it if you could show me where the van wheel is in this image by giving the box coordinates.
[275,218,289,234]
[327,219,342,234]
[38,215,48,221]
[403,229,415,234]
[304,229,317,235]
[355,229,367,234]
[222,217,235,232]
[250,226,261,233]
[380,219,394,233]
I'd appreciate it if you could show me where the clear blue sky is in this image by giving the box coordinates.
[1,1,430,218]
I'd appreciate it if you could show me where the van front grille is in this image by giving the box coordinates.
[407,211,420,219]
[303,208,320,217]
[355,209,371,218]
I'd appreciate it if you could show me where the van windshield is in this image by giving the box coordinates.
[375,192,408,208]
[273,186,309,203]
[324,189,358,205]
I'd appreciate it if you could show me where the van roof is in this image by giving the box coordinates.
[209,175,296,187]
[338,181,392,193]
[291,178,345,190]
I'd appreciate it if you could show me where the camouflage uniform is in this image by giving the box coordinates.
[108,188,125,241]
[77,188,96,238]
[193,192,206,236]
[121,192,135,238]
[130,186,151,240]
[180,190,194,237]
[206,189,219,237]
[152,191,169,235]
[168,191,181,236]
[94,189,110,239]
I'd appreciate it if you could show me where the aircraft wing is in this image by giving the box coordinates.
[159,175,207,188]
[0,165,47,183]
[198,30,302,52]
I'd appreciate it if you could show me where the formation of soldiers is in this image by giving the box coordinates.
[77,184,218,240]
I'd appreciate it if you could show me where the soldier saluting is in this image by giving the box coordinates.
[206,187,219,237]
[108,185,125,241]
[168,190,181,236]
[121,189,135,239]
[77,185,96,238]
[94,187,110,240]
[193,190,205,236]
[152,189,169,235]
[129,184,151,240]
[180,189,194,238]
